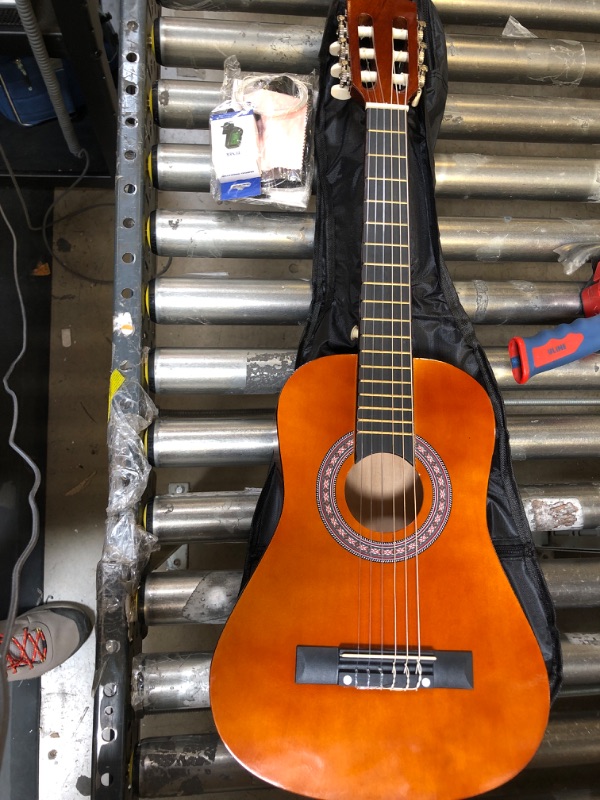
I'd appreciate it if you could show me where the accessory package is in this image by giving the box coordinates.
[244,0,562,699]
[209,57,317,208]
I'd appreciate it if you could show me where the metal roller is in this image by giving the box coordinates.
[148,347,600,396]
[521,485,600,531]
[144,483,600,542]
[148,210,314,259]
[130,639,599,716]
[487,351,600,391]
[148,277,584,327]
[149,209,600,262]
[148,348,296,394]
[542,559,600,608]
[150,79,220,130]
[561,638,600,687]
[445,34,597,86]
[147,413,600,467]
[141,570,242,626]
[135,733,265,797]
[134,716,600,797]
[148,144,212,192]
[141,561,600,629]
[150,143,600,203]
[442,94,600,143]
[455,281,582,324]
[148,278,310,326]
[435,153,600,203]
[131,652,211,714]
[508,416,600,460]
[152,17,323,73]
[158,0,600,33]
[145,489,260,545]
[152,18,600,88]
[152,79,600,143]
[530,716,600,769]
[146,413,277,468]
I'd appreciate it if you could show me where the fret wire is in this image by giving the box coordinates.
[366,176,408,183]
[358,419,413,424]
[363,261,410,272]
[361,334,410,340]
[362,283,410,291]
[360,366,410,372]
[364,221,407,226]
[368,128,406,134]
[357,429,413,435]
[359,391,412,397]
[363,349,413,355]
[358,406,413,412]
[364,239,408,247]
[365,202,408,208]
[367,153,404,158]
[362,316,409,322]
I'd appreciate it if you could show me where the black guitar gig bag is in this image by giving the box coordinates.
[244,0,562,700]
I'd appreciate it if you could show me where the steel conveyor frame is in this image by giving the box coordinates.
[92,0,157,795]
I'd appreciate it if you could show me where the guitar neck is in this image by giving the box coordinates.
[356,103,414,464]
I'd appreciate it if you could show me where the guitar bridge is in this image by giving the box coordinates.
[295,646,473,690]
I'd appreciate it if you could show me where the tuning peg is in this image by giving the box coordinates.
[411,88,423,108]
[330,62,343,78]
[331,84,351,101]
[329,41,341,57]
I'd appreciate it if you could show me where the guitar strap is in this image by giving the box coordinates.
[245,0,562,699]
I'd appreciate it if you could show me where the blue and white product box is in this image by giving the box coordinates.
[210,108,262,201]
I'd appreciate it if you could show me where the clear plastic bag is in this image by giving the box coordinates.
[210,57,317,209]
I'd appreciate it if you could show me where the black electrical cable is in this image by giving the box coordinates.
[0,141,171,283]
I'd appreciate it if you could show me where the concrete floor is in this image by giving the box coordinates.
[40,188,114,799]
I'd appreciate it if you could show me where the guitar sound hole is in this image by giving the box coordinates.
[344,453,423,533]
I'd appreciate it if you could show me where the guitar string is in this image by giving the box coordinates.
[390,32,410,691]
[367,23,398,691]
[359,31,376,688]
[401,25,423,689]
[365,34,384,687]
[372,33,391,690]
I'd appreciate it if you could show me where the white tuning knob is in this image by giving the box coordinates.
[330,63,343,78]
[331,84,351,101]
[329,42,341,57]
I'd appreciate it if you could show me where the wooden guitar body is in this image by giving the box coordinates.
[210,354,550,800]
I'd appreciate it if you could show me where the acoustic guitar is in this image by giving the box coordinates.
[210,2,550,797]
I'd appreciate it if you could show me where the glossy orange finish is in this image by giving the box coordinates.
[210,355,550,800]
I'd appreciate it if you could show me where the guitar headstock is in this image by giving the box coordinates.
[330,0,427,107]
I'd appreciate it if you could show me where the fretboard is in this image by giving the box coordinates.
[356,104,414,464]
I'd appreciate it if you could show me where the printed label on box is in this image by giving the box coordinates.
[210,108,261,201]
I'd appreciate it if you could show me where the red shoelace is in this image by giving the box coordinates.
[1,627,47,673]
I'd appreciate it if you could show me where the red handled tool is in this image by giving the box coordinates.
[509,262,600,384]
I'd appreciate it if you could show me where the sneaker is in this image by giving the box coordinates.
[0,602,94,682]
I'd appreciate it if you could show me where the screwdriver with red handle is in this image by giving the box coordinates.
[508,263,600,384]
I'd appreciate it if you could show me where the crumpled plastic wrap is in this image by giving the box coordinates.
[103,378,158,586]
[555,241,600,275]
[502,16,537,38]
[93,378,158,693]
[502,15,586,87]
